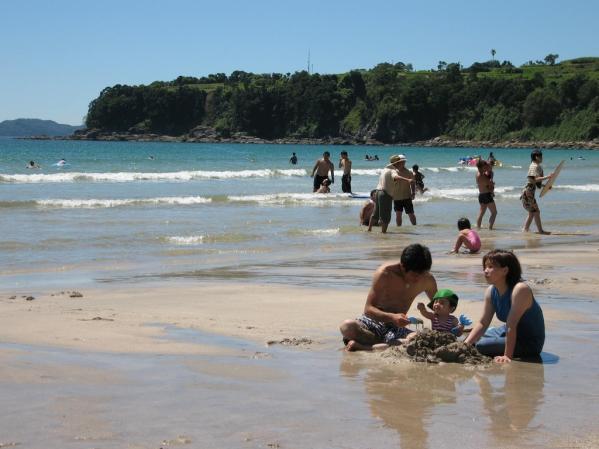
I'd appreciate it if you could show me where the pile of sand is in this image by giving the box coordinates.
[381,329,490,364]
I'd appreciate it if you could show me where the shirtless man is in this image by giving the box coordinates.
[339,243,438,351]
[392,155,416,226]
[476,159,497,230]
[311,151,334,192]
[339,151,352,193]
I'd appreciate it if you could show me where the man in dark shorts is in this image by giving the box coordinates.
[476,159,497,230]
[339,243,438,351]
[368,155,413,233]
[310,151,334,192]
[393,155,417,226]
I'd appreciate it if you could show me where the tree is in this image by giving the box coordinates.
[491,49,496,60]
[544,54,559,65]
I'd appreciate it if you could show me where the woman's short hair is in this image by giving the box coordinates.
[482,249,522,289]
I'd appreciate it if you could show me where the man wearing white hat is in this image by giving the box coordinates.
[368,154,414,233]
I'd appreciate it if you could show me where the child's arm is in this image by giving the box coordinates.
[416,302,434,320]
[450,316,463,336]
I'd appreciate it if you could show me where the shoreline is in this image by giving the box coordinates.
[19,131,599,150]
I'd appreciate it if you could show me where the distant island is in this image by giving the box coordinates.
[0,118,83,137]
[32,56,599,148]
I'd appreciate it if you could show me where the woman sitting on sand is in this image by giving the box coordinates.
[465,249,545,363]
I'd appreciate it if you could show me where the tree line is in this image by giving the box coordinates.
[85,57,599,142]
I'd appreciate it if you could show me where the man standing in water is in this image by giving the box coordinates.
[289,152,298,165]
[339,243,438,351]
[310,151,334,192]
[392,155,417,226]
[339,151,352,193]
[368,155,413,233]
[476,159,497,230]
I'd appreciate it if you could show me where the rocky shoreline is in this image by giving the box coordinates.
[22,127,599,150]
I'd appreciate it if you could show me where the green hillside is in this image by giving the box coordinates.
[84,57,599,143]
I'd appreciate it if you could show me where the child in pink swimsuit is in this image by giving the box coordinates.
[451,217,481,254]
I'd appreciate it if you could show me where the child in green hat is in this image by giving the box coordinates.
[416,288,465,336]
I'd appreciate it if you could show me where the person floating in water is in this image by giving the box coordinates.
[26,160,40,169]
[56,159,67,166]
[289,152,298,165]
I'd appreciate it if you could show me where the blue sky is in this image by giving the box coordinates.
[2,0,598,125]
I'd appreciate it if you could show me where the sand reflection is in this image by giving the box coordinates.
[340,354,546,449]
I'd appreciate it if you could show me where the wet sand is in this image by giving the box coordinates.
[1,242,599,448]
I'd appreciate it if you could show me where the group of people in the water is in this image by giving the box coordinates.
[304,148,556,237]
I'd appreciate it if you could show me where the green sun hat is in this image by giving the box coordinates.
[427,288,459,310]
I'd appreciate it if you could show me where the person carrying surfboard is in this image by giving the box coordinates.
[520,149,553,234]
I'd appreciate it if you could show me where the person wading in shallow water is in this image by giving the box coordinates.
[339,244,438,351]
[310,151,334,192]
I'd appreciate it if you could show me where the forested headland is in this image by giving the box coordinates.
[81,56,599,146]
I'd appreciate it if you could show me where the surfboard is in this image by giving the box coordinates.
[539,160,565,198]
[349,193,370,199]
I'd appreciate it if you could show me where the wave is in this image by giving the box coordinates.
[34,196,212,208]
[164,233,257,245]
[1,184,595,210]
[0,169,308,183]
[558,184,599,192]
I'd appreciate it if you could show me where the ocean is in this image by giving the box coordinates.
[1,138,598,291]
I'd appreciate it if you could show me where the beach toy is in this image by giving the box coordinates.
[451,315,472,335]
[408,316,423,325]
[459,314,472,326]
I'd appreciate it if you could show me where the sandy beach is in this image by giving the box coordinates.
[1,239,599,448]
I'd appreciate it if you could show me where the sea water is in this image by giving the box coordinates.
[1,139,598,290]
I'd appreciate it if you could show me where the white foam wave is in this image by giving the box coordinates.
[36,196,212,208]
[307,228,340,236]
[0,169,308,183]
[166,236,205,245]
[351,169,384,176]
[227,192,356,205]
[559,184,599,192]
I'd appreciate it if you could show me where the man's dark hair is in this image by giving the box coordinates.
[412,164,419,171]
[457,217,471,230]
[401,244,432,273]
[323,151,330,157]
[482,249,522,289]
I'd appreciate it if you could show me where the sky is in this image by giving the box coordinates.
[2,0,598,125]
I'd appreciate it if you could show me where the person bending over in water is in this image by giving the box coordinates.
[311,151,334,192]
[339,244,437,351]
[465,249,545,363]
[359,190,377,226]
[451,217,481,254]
[316,178,331,193]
